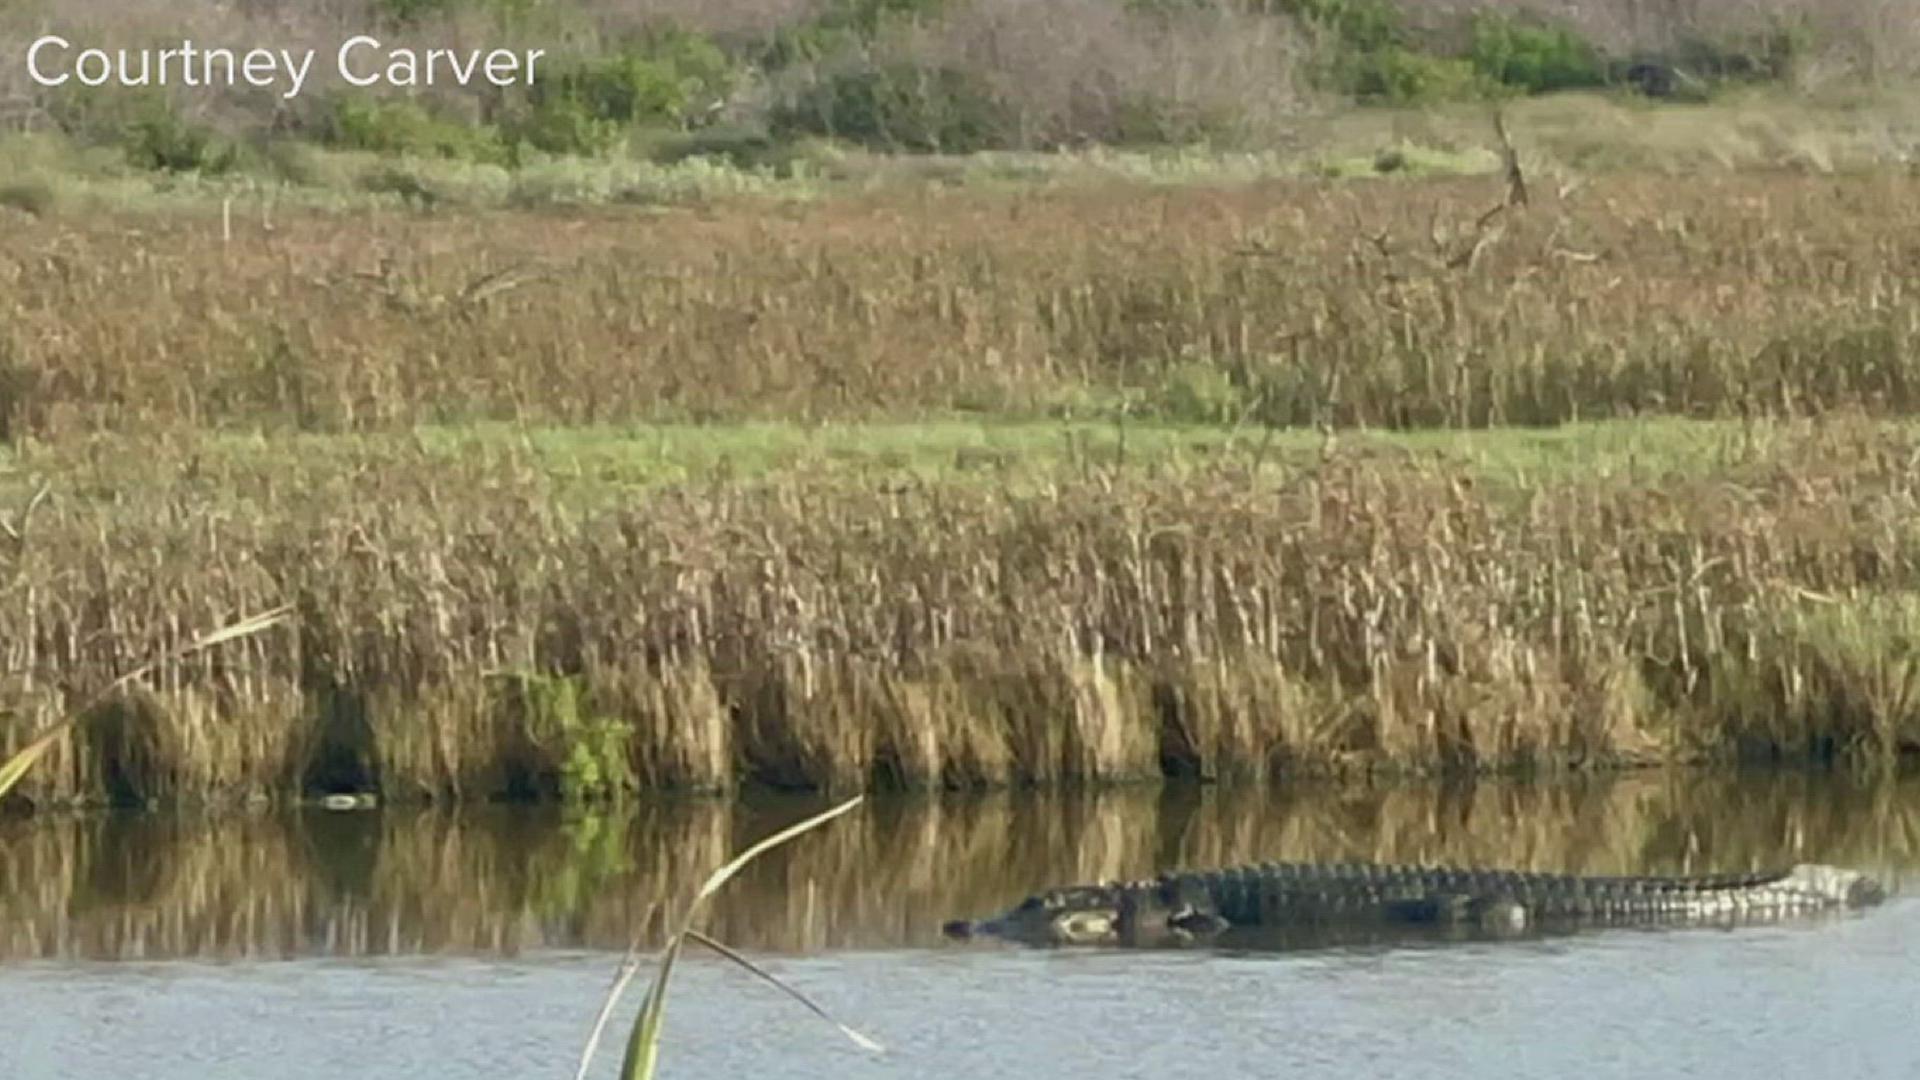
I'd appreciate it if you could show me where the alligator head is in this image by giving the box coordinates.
[942,876,1230,947]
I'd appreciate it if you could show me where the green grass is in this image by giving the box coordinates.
[0,415,1874,515]
[0,413,1873,530]
[230,414,1849,486]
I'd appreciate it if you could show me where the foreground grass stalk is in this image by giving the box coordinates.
[569,795,878,1080]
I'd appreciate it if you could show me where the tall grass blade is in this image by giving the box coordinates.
[684,929,884,1054]
[98,604,296,700]
[0,724,65,799]
[573,948,644,1080]
[689,795,867,907]
[618,933,686,1080]
[580,794,868,1080]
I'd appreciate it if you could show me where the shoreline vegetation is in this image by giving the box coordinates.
[5,1,1920,810]
[5,410,1920,807]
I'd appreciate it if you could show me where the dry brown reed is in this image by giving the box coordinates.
[3,416,1920,805]
[6,170,1920,439]
[3,770,1915,960]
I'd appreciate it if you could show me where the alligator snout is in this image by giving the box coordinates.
[942,919,977,940]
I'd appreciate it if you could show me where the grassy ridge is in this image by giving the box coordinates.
[3,415,1920,806]
[3,770,1916,960]
[8,87,1920,218]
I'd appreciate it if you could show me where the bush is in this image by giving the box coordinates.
[326,98,510,164]
[42,88,241,174]
[650,124,788,169]
[503,95,626,157]
[771,63,1013,153]
[1264,0,1491,103]
[527,28,736,131]
[0,178,57,217]
[1354,47,1497,104]
[124,108,243,174]
[1110,96,1243,147]
[1468,14,1607,94]
[1669,20,1811,85]
[763,0,951,67]
[499,27,737,156]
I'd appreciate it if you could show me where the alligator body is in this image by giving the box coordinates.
[942,860,1887,949]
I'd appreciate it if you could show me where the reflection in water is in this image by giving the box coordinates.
[2,769,1917,962]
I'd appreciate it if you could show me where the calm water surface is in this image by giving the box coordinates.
[5,770,1919,1079]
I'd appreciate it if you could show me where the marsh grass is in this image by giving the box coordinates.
[9,156,1920,804]
[5,417,1920,807]
[0,607,292,803]
[7,168,1920,437]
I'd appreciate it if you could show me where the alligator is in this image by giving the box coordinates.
[941,859,1887,949]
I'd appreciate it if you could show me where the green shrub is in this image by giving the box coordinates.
[0,179,58,217]
[527,28,736,132]
[1669,20,1810,84]
[651,124,783,168]
[763,0,950,67]
[1354,47,1498,104]
[42,87,241,173]
[125,108,243,173]
[44,84,135,144]
[503,95,626,157]
[327,98,509,163]
[500,672,636,803]
[1110,96,1243,147]
[1468,13,1607,93]
[772,63,1012,153]
[1152,358,1248,424]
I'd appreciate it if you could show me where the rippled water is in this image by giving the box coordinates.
[6,770,1919,1079]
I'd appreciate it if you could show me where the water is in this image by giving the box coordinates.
[5,770,1919,1079]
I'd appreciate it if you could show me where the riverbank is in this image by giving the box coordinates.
[3,415,1919,807]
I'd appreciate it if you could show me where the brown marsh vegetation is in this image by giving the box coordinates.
[5,169,1920,437]
[5,168,1920,806]
[3,413,1920,805]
